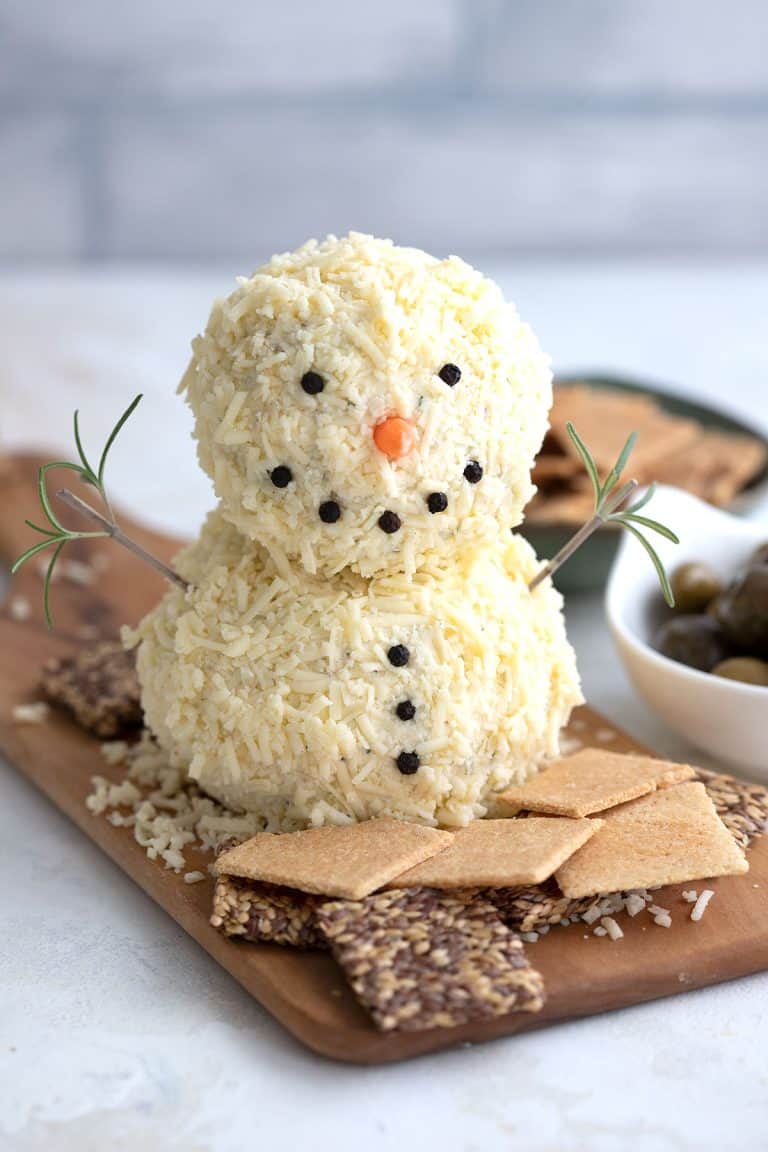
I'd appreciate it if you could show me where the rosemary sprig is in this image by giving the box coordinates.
[12,394,186,628]
[528,421,679,605]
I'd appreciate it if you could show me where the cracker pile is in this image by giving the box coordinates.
[207,748,762,1033]
[528,383,766,523]
[85,729,766,1035]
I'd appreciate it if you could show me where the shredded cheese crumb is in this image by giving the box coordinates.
[12,702,49,725]
[690,889,714,922]
[9,597,30,621]
[601,916,624,941]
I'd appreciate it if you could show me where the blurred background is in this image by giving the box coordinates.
[3,0,768,265]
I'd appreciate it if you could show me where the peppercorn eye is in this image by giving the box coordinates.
[438,363,461,387]
[301,371,324,395]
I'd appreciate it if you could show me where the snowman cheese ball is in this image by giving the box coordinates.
[135,233,581,828]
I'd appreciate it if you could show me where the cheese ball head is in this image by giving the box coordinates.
[181,233,552,578]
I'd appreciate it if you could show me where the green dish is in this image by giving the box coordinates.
[520,373,768,596]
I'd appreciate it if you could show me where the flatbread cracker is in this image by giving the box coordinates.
[40,642,142,738]
[210,874,326,948]
[498,748,695,818]
[386,817,601,890]
[549,384,699,478]
[316,887,545,1031]
[694,767,768,850]
[653,428,767,507]
[556,781,748,899]
[215,818,453,900]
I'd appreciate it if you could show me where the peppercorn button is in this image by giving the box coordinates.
[269,465,293,489]
[426,492,448,514]
[387,644,410,667]
[463,460,483,484]
[396,751,420,775]
[319,500,341,523]
[378,510,401,534]
[396,700,416,721]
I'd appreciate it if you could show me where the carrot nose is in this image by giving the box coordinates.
[373,416,417,460]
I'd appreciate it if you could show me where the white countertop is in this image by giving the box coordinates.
[1,262,767,1151]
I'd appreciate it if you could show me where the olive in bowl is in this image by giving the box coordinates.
[655,541,768,681]
[606,486,768,776]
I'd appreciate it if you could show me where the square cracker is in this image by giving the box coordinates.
[548,384,699,478]
[497,748,695,818]
[385,817,601,890]
[316,888,545,1031]
[555,781,748,899]
[214,818,453,900]
[653,428,767,507]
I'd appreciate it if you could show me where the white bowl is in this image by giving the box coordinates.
[605,485,768,778]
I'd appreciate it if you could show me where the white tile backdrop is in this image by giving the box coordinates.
[1,0,768,262]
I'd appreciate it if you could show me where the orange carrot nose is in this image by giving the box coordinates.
[373,415,417,460]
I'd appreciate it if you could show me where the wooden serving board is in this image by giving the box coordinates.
[1,453,767,1065]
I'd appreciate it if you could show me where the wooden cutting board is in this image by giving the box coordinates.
[1,453,767,1065]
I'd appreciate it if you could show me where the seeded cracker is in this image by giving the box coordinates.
[41,642,142,738]
[498,748,695,818]
[556,782,748,899]
[215,818,453,900]
[316,888,545,1032]
[211,875,326,948]
[385,817,601,889]
[694,767,768,850]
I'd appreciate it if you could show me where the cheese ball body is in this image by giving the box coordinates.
[181,232,552,579]
[134,511,581,829]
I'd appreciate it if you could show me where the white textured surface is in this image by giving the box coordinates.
[1,263,767,1151]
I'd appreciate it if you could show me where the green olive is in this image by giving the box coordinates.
[670,561,724,614]
[711,657,768,687]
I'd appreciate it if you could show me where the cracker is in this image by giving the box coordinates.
[215,818,453,900]
[210,874,326,948]
[385,817,601,890]
[486,879,584,933]
[316,887,545,1031]
[695,767,768,851]
[498,748,695,818]
[40,642,142,738]
[555,782,748,899]
[549,385,699,478]
[653,428,767,507]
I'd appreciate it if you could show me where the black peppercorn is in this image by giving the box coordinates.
[301,371,324,395]
[438,363,461,387]
[378,510,401,534]
[426,492,448,514]
[396,700,416,721]
[318,500,341,523]
[269,465,293,489]
[463,460,483,484]
[396,751,420,775]
[387,644,410,667]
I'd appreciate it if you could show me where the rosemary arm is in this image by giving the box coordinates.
[56,489,188,590]
[527,479,639,593]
